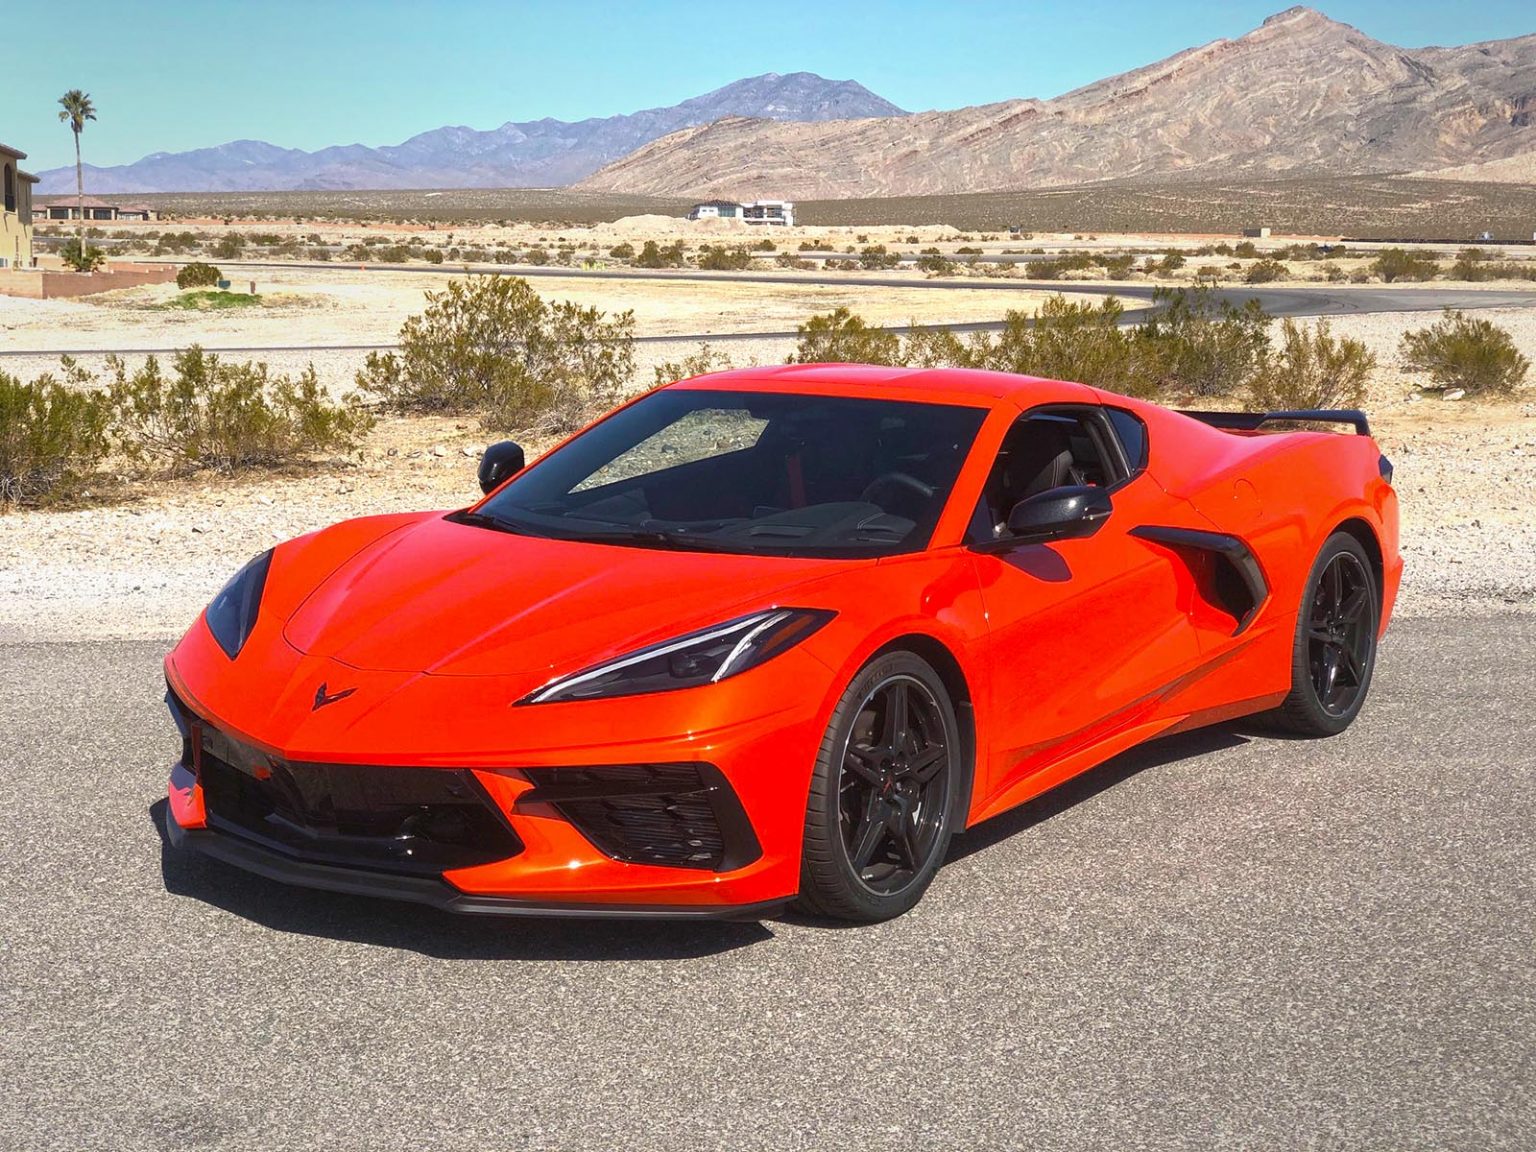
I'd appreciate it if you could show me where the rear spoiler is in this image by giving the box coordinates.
[1178,409,1372,436]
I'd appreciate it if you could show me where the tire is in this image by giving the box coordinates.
[1267,531,1380,737]
[796,651,963,922]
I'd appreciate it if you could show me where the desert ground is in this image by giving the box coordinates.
[3,215,1536,641]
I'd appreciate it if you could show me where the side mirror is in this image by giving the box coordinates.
[1004,485,1112,544]
[478,440,525,494]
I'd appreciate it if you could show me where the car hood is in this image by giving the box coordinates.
[281,513,856,678]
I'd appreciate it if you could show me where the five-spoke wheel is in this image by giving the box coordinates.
[798,652,962,921]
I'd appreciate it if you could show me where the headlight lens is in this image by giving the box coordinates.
[204,549,273,659]
[521,608,834,704]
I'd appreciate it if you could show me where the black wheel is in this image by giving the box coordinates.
[1268,531,1380,736]
[796,651,963,922]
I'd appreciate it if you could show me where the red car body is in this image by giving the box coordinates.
[164,365,1400,918]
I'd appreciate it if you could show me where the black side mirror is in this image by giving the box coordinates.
[1004,485,1112,544]
[478,440,525,494]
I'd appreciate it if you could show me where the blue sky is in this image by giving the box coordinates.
[6,0,1533,171]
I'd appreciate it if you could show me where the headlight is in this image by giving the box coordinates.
[521,608,834,704]
[204,549,273,659]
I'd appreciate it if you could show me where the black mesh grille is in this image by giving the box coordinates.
[192,722,522,876]
[522,764,755,871]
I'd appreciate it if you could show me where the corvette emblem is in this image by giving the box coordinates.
[312,682,357,711]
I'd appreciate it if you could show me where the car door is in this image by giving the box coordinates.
[969,404,1208,801]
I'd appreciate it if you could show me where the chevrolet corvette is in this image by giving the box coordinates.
[163,364,1400,922]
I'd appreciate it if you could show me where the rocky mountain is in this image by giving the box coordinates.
[32,73,904,194]
[579,7,1536,198]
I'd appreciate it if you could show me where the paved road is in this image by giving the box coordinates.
[4,276,1534,361]
[1,617,1531,1150]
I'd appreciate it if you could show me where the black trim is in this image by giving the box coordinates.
[518,761,763,873]
[166,817,785,921]
[1378,454,1394,484]
[1130,525,1270,635]
[1178,409,1372,437]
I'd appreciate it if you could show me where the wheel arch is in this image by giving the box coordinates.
[1330,515,1384,596]
[867,633,978,828]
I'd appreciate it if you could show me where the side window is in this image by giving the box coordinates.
[966,410,1118,543]
[1105,407,1149,474]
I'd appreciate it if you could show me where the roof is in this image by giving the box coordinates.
[668,362,1089,405]
[0,142,26,160]
[691,199,743,209]
[34,196,127,209]
[18,170,38,183]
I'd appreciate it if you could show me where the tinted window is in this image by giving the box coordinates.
[1105,407,1149,472]
[474,388,988,557]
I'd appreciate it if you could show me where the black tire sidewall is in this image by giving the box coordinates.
[1287,532,1380,735]
[798,651,963,922]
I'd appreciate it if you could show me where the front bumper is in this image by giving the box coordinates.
[162,801,785,920]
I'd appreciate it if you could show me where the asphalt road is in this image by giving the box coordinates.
[4,277,1534,361]
[2,617,1532,1150]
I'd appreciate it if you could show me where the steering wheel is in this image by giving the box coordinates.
[860,471,936,508]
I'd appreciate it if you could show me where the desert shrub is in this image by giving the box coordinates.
[1449,248,1492,281]
[956,246,982,256]
[1026,258,1063,280]
[176,262,222,289]
[308,246,332,261]
[0,363,112,504]
[608,242,635,259]
[789,307,902,365]
[652,342,733,388]
[1248,319,1375,411]
[752,238,776,252]
[60,238,106,272]
[969,296,1161,398]
[798,241,833,252]
[775,252,814,270]
[1156,251,1186,274]
[342,243,373,262]
[859,244,901,270]
[635,240,686,269]
[916,252,955,274]
[1371,248,1438,283]
[901,325,973,369]
[356,275,635,432]
[1097,253,1136,278]
[522,246,550,266]
[1245,258,1287,284]
[109,347,373,474]
[1399,310,1530,398]
[1324,264,1347,282]
[1139,287,1272,397]
[210,234,246,260]
[423,249,444,265]
[1233,241,1260,259]
[154,231,200,255]
[697,244,754,271]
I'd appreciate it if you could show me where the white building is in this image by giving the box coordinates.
[687,199,795,226]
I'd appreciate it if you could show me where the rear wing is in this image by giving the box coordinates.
[1177,409,1372,436]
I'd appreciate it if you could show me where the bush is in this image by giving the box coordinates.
[1248,319,1375,411]
[969,296,1161,398]
[775,252,814,270]
[355,275,635,433]
[915,253,955,275]
[1138,287,1272,397]
[858,244,901,270]
[1400,310,1530,398]
[0,362,112,504]
[1233,241,1259,259]
[1156,251,1186,274]
[696,244,754,271]
[1098,253,1135,278]
[1371,248,1438,283]
[109,347,373,474]
[635,240,686,269]
[1245,258,1287,284]
[652,342,734,389]
[176,262,222,289]
[59,238,106,272]
[608,242,635,259]
[522,246,550,266]
[210,234,246,260]
[789,307,902,365]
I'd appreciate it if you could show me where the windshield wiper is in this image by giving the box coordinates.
[562,524,731,552]
[447,510,551,537]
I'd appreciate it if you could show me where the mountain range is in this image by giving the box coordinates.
[580,7,1536,198]
[35,7,1536,199]
[32,73,904,195]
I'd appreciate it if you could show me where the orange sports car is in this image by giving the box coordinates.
[164,365,1400,922]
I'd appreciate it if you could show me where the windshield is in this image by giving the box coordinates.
[471,388,988,557]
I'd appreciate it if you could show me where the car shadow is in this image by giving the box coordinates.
[149,800,774,961]
[945,723,1252,862]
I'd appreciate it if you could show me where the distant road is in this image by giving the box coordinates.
[4,261,1534,360]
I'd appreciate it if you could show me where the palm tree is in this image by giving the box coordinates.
[57,90,97,240]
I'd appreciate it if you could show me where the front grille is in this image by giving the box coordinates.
[191,722,522,876]
[519,763,761,872]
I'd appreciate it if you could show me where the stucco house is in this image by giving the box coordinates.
[34,196,157,222]
[1,142,39,268]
